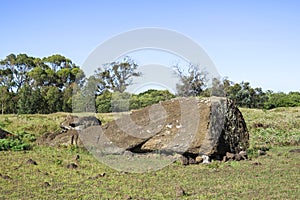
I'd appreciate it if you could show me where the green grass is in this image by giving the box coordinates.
[0,146,299,199]
[240,107,300,149]
[0,107,299,199]
[0,112,116,137]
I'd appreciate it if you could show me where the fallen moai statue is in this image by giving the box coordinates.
[38,97,249,163]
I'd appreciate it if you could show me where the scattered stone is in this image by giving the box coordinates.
[188,157,196,164]
[175,185,186,197]
[75,154,80,161]
[1,174,12,180]
[223,151,248,162]
[202,155,210,164]
[259,146,269,151]
[43,182,51,187]
[234,154,242,161]
[124,195,132,200]
[26,158,37,165]
[290,140,299,146]
[66,163,78,169]
[239,151,248,160]
[179,155,189,165]
[226,152,235,160]
[89,173,106,179]
[289,149,300,153]
[195,156,203,163]
[252,162,262,166]
[252,122,270,129]
[258,150,266,156]
[123,150,134,157]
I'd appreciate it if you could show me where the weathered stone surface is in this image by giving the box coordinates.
[36,116,101,147]
[137,96,249,156]
[195,156,203,163]
[96,97,249,158]
[38,97,249,161]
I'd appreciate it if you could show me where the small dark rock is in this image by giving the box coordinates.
[43,182,51,187]
[259,146,269,151]
[258,150,266,156]
[252,122,269,129]
[252,162,262,166]
[1,175,12,180]
[179,156,189,165]
[234,154,242,161]
[75,154,80,161]
[123,150,134,157]
[26,159,37,165]
[90,173,106,179]
[124,195,132,200]
[223,152,235,162]
[226,152,235,159]
[188,157,196,164]
[289,149,300,153]
[175,185,186,197]
[66,163,78,169]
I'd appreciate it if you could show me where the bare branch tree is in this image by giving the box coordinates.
[174,63,207,97]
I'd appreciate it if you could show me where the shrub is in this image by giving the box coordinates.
[0,131,34,151]
[0,139,31,151]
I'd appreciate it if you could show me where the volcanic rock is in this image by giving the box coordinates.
[86,97,249,158]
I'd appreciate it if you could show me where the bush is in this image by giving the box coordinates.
[96,89,175,113]
[0,131,34,151]
[264,92,300,109]
[0,139,31,151]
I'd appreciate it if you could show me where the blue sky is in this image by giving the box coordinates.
[1,0,299,92]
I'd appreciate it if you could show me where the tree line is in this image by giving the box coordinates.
[1,53,299,114]
[0,53,85,114]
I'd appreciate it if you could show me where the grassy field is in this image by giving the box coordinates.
[0,107,299,199]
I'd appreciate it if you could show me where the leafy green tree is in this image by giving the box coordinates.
[17,84,46,114]
[31,87,45,113]
[202,77,227,97]
[62,84,73,112]
[0,67,14,92]
[96,90,112,113]
[0,54,35,91]
[264,91,300,109]
[17,84,33,114]
[43,54,73,71]
[136,89,175,108]
[44,86,62,113]
[0,53,86,114]
[0,86,11,114]
[224,81,268,109]
[111,92,131,112]
[43,54,85,89]
[94,57,140,93]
